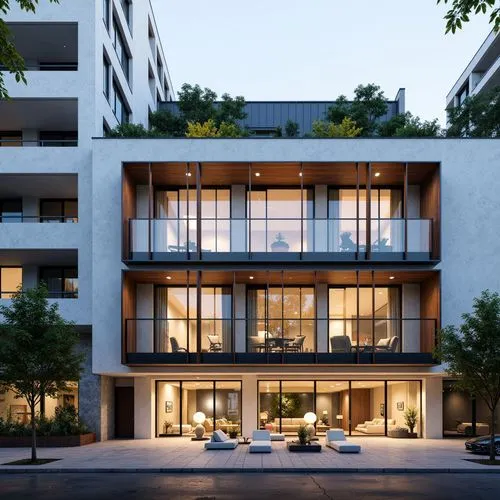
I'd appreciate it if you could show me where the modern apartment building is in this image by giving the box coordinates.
[1,1,500,443]
[446,29,500,116]
[0,0,172,438]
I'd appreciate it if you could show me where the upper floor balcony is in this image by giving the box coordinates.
[0,174,79,249]
[122,269,440,366]
[123,161,440,263]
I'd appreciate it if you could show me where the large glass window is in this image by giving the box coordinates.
[0,267,22,298]
[113,82,130,124]
[113,19,130,80]
[156,380,242,437]
[103,0,110,28]
[387,381,421,435]
[328,287,401,352]
[103,56,110,99]
[316,381,349,435]
[200,287,232,352]
[39,267,78,298]
[247,286,315,353]
[0,131,22,147]
[39,131,78,147]
[40,199,78,223]
[247,188,313,252]
[200,189,230,252]
[0,199,22,222]
[328,189,402,253]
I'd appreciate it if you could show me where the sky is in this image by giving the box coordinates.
[151,0,493,126]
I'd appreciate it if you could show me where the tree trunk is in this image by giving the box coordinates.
[490,407,496,462]
[31,405,37,463]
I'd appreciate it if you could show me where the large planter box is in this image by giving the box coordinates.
[388,429,418,439]
[0,433,96,447]
[287,441,322,452]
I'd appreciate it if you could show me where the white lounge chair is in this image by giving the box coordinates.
[204,429,238,450]
[249,430,272,453]
[325,428,361,453]
[270,433,285,441]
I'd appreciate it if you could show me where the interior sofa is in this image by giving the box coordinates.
[265,418,329,433]
[355,418,396,434]
[457,422,490,436]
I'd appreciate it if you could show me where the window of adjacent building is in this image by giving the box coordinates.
[120,0,132,29]
[113,81,130,124]
[113,18,130,81]
[103,0,110,28]
[39,267,78,298]
[103,56,110,100]
[458,85,469,107]
[0,199,22,222]
[0,131,22,147]
[39,131,78,147]
[40,199,78,223]
[0,267,22,298]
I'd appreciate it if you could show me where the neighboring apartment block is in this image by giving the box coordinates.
[446,29,500,116]
[1,1,499,443]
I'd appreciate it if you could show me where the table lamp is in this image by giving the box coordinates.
[304,412,317,438]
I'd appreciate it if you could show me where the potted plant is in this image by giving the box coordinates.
[404,407,419,438]
[270,233,290,252]
[297,424,309,445]
[229,427,239,439]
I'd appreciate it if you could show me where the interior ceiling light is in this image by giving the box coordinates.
[249,276,254,280]
[254,172,261,177]
[389,276,395,280]
[186,172,192,177]
[166,276,172,280]
[299,172,303,177]
[374,172,381,177]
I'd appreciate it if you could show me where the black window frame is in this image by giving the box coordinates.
[103,0,110,28]
[39,266,78,299]
[39,198,78,223]
[113,17,130,81]
[113,80,130,124]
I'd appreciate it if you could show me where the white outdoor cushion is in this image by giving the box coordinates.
[205,439,238,450]
[249,440,272,453]
[326,429,346,442]
[270,433,285,441]
[327,441,361,453]
[213,429,228,442]
[252,430,271,441]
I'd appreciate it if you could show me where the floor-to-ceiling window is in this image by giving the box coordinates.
[156,380,242,437]
[328,286,401,352]
[247,286,315,352]
[247,188,313,252]
[328,188,402,253]
[259,380,422,437]
[155,285,233,353]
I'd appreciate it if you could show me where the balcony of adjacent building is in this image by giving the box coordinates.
[0,22,78,100]
[123,161,440,264]
[122,269,440,366]
[0,249,83,323]
[0,99,78,147]
[0,174,79,249]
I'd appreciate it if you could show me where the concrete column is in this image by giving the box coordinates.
[134,376,154,439]
[422,377,443,439]
[22,197,39,219]
[100,376,115,441]
[314,185,328,252]
[231,185,246,252]
[402,284,420,353]
[136,284,154,352]
[234,283,246,352]
[21,129,38,147]
[316,283,328,352]
[241,375,258,436]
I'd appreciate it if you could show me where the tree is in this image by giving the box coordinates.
[311,117,363,137]
[106,123,164,138]
[149,83,247,137]
[185,119,246,138]
[447,86,500,137]
[0,0,59,99]
[378,112,441,137]
[284,120,299,137]
[437,0,500,33]
[326,84,388,136]
[0,285,83,462]
[436,290,500,462]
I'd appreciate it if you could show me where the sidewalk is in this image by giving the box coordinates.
[1,436,499,473]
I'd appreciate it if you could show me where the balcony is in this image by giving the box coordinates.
[122,270,440,366]
[123,161,440,263]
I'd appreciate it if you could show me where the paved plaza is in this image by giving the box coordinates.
[0,436,499,472]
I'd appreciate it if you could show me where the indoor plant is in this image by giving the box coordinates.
[297,424,309,445]
[404,407,419,437]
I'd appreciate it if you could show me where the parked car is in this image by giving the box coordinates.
[465,435,500,455]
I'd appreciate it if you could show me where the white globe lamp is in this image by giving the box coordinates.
[193,411,206,439]
[304,412,317,438]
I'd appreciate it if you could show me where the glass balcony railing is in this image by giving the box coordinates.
[124,317,438,362]
[127,218,432,259]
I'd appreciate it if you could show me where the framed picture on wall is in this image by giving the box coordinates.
[380,403,385,417]
[165,401,173,413]
[397,401,405,411]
